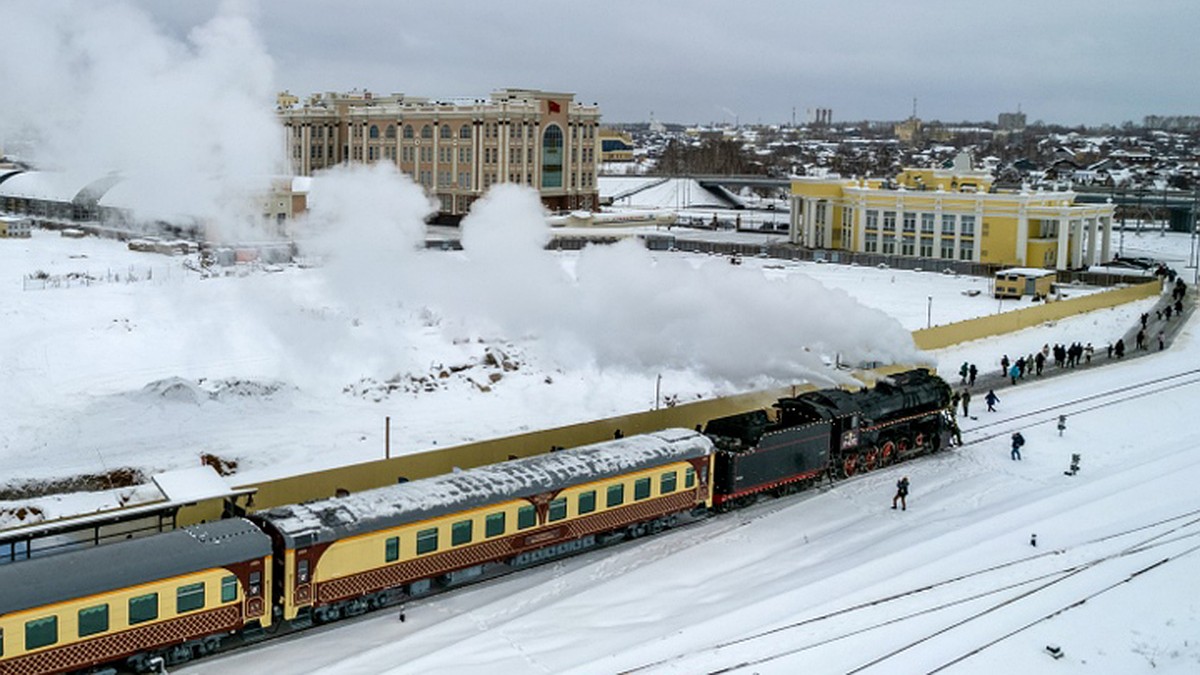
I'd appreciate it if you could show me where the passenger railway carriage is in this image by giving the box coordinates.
[251,428,715,625]
[0,518,271,675]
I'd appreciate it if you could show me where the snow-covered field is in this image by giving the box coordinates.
[173,232,1198,674]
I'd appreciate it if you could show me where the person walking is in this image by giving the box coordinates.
[1158,330,1165,351]
[968,363,977,387]
[892,476,910,511]
[1000,354,1010,377]
[1011,431,1025,460]
[1008,363,1020,385]
[1136,328,1146,350]
[1115,338,1126,359]
[1084,342,1094,364]
[1034,350,1045,376]
[985,389,999,412]
[961,389,972,417]
[959,362,969,385]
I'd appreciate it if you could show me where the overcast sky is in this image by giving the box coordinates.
[70,1,1200,126]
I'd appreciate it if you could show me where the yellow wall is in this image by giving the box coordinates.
[912,280,1160,350]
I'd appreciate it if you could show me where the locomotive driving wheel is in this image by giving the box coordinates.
[914,432,926,450]
[863,446,879,472]
[879,440,896,466]
[841,454,858,478]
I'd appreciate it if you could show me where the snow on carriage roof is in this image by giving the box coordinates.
[258,428,713,547]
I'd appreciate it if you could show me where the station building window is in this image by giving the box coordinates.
[25,616,56,650]
[78,604,109,637]
[542,125,564,188]
[460,125,471,140]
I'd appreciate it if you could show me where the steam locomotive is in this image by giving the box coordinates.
[0,368,951,674]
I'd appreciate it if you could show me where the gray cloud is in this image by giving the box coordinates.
[124,0,1200,126]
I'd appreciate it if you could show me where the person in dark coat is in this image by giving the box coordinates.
[961,389,972,417]
[985,389,999,412]
[1115,338,1126,358]
[1000,354,1010,377]
[892,476,910,510]
[1011,431,1025,460]
[1034,350,1045,376]
[1136,328,1146,350]
[968,363,977,387]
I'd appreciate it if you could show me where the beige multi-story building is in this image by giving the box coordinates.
[279,88,601,221]
[791,153,1117,271]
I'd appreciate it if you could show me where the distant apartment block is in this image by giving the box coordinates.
[997,111,1027,131]
[790,153,1116,271]
[278,88,601,221]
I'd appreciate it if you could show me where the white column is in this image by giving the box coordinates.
[933,199,943,260]
[789,195,801,245]
[1071,220,1085,268]
[1055,217,1069,270]
[1086,216,1100,265]
[1101,214,1113,262]
[1016,201,1029,265]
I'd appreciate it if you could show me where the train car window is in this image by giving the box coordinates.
[660,472,677,494]
[578,490,596,514]
[221,575,238,602]
[177,583,205,613]
[685,466,696,489]
[385,536,400,562]
[297,560,309,583]
[452,520,473,546]
[416,528,439,554]
[634,478,651,501]
[548,498,567,522]
[129,593,159,625]
[78,604,109,637]
[24,616,57,650]
[606,484,625,508]
[0,627,4,656]
[517,505,536,530]
[485,512,506,537]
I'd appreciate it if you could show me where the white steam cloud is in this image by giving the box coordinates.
[0,1,283,238]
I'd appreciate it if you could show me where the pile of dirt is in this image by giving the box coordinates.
[0,467,145,501]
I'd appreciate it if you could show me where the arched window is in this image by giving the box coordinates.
[541,124,564,188]
[369,125,379,139]
[403,125,414,139]
[385,125,396,139]
[421,125,433,139]
[459,125,471,140]
[440,124,451,139]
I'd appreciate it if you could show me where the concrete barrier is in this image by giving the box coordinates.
[911,280,1161,350]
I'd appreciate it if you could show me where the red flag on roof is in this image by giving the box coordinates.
[548,100,561,113]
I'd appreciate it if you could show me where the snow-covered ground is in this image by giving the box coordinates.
[176,232,1198,674]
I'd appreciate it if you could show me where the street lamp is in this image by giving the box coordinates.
[927,296,933,328]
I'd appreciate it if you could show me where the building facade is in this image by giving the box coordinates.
[279,88,601,220]
[790,154,1116,271]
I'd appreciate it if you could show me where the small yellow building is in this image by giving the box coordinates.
[790,153,1115,271]
[994,267,1056,299]
[0,215,31,238]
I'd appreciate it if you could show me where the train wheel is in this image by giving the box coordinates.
[897,438,910,456]
[842,454,858,478]
[914,433,926,450]
[880,441,895,466]
[864,447,879,472]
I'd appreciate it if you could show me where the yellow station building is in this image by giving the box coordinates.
[790,153,1115,271]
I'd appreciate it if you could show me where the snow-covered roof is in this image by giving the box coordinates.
[996,267,1056,278]
[258,428,713,548]
[0,171,97,202]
